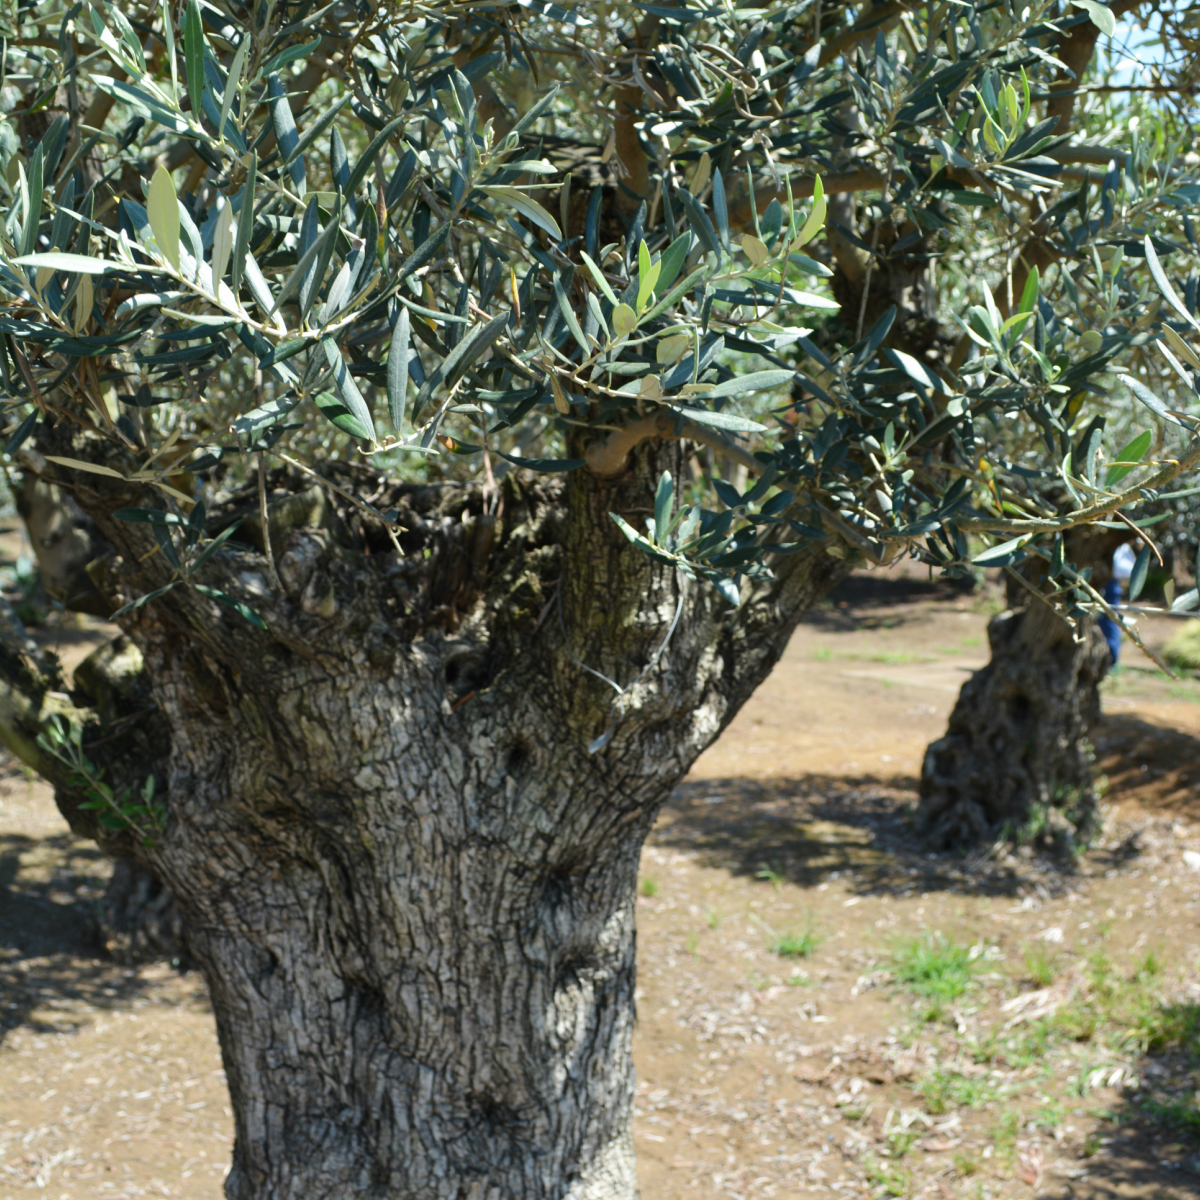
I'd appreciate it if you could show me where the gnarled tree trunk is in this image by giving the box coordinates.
[5,422,845,1199]
[917,597,1110,851]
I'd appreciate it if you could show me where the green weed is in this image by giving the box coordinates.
[1138,1094,1200,1134]
[1132,1002,1200,1057]
[1022,941,1061,987]
[892,934,980,1004]
[771,925,822,960]
[915,1068,998,1115]
[1001,1021,1055,1069]
[639,876,659,898]
[886,1128,920,1159]
[1033,1099,1066,1131]
[865,1158,910,1197]
[756,862,784,890]
[993,1109,1020,1164]
[952,1152,980,1178]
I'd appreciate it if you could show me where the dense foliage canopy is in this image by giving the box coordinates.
[1,0,1199,657]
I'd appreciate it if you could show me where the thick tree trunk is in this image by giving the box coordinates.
[23,426,845,1198]
[917,598,1110,851]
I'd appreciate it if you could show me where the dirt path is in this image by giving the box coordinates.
[2,571,1199,1199]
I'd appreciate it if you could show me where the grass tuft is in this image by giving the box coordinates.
[892,934,980,1004]
[771,926,822,959]
[639,875,659,898]
[1022,941,1061,987]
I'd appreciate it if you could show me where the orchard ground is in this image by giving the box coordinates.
[3,536,1200,1200]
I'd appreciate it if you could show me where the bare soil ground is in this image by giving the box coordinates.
[3,561,1200,1200]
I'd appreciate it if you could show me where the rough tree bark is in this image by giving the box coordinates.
[917,596,1111,851]
[1,415,846,1199]
[918,526,1123,850]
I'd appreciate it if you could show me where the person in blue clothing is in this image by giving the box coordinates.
[1099,542,1136,666]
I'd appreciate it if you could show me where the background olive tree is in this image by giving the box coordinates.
[0,0,1198,1196]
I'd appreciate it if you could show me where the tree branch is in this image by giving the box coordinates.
[958,430,1200,535]
[586,412,762,478]
[613,15,661,210]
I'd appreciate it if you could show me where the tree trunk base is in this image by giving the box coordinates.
[917,602,1110,852]
[98,860,189,966]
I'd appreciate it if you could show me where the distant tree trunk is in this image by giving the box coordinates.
[919,527,1125,851]
[917,597,1110,851]
[2,424,846,1199]
[13,452,113,617]
[97,860,189,964]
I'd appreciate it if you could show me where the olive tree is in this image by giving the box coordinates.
[917,2,1200,849]
[0,0,1197,1195]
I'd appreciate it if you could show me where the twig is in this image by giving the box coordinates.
[958,432,1200,535]
[258,452,282,591]
[1113,508,1162,564]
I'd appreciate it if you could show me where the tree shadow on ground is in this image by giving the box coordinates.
[654,773,1069,900]
[1094,712,1200,821]
[0,831,164,1044]
[653,769,1171,901]
[804,571,979,633]
[1044,1009,1200,1199]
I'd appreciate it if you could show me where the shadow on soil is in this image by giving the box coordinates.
[0,831,159,1043]
[657,774,1043,898]
[1046,1018,1200,1198]
[655,767,1180,902]
[805,571,979,632]
[1095,712,1200,820]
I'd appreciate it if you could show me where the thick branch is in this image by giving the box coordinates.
[1045,1,1144,133]
[586,412,762,478]
[613,16,661,209]
[0,596,88,787]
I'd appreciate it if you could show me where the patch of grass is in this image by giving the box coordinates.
[639,875,659,898]
[865,1158,910,1197]
[1022,941,1061,987]
[685,931,699,957]
[756,862,784,890]
[705,905,724,929]
[813,646,833,661]
[1136,948,1163,981]
[771,925,822,960]
[952,1151,980,1178]
[1138,1094,1200,1134]
[885,1128,920,1159]
[892,934,980,1005]
[1002,1020,1055,1070]
[785,971,813,987]
[968,1029,1001,1065]
[1163,620,1200,672]
[993,1109,1020,1165]
[869,650,923,665]
[1131,1002,1200,1057]
[1051,948,1176,1052]
[1033,1099,1066,1131]
[915,1068,998,1115]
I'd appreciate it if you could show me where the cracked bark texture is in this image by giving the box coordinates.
[917,598,1110,851]
[18,415,847,1200]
